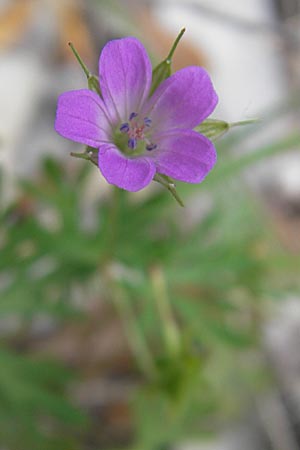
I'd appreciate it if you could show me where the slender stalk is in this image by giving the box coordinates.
[105,186,120,261]
[100,187,156,378]
[109,282,157,378]
[150,266,181,357]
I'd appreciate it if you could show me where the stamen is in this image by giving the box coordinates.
[120,123,129,133]
[118,112,155,152]
[144,117,152,127]
[128,138,137,149]
[129,112,138,121]
[146,143,157,151]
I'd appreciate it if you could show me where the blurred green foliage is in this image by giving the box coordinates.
[0,118,300,449]
[0,349,85,450]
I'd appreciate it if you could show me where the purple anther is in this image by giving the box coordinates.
[144,117,152,127]
[128,138,137,149]
[146,143,157,151]
[120,123,129,133]
[129,112,138,121]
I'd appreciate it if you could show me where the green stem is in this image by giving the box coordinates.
[109,282,157,378]
[101,188,156,378]
[106,186,120,259]
[166,28,186,62]
[150,266,181,357]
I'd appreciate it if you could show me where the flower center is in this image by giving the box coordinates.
[115,112,157,156]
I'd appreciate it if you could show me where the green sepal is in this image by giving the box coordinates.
[68,42,101,96]
[70,146,98,166]
[195,119,229,141]
[87,75,101,96]
[150,61,172,97]
[153,173,184,207]
[195,118,259,141]
[150,28,186,96]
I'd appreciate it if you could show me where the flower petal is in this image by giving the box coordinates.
[98,145,156,192]
[55,89,111,147]
[145,66,218,132]
[153,130,217,183]
[99,37,152,123]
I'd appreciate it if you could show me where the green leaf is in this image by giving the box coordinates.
[150,28,186,96]
[0,349,86,450]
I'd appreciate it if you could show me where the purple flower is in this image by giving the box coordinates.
[55,37,218,192]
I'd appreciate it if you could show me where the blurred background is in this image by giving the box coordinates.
[0,0,300,449]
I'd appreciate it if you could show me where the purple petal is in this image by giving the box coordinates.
[55,89,111,147]
[99,37,152,123]
[144,67,218,133]
[98,145,156,191]
[153,130,217,183]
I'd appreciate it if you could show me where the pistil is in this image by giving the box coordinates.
[119,112,157,152]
